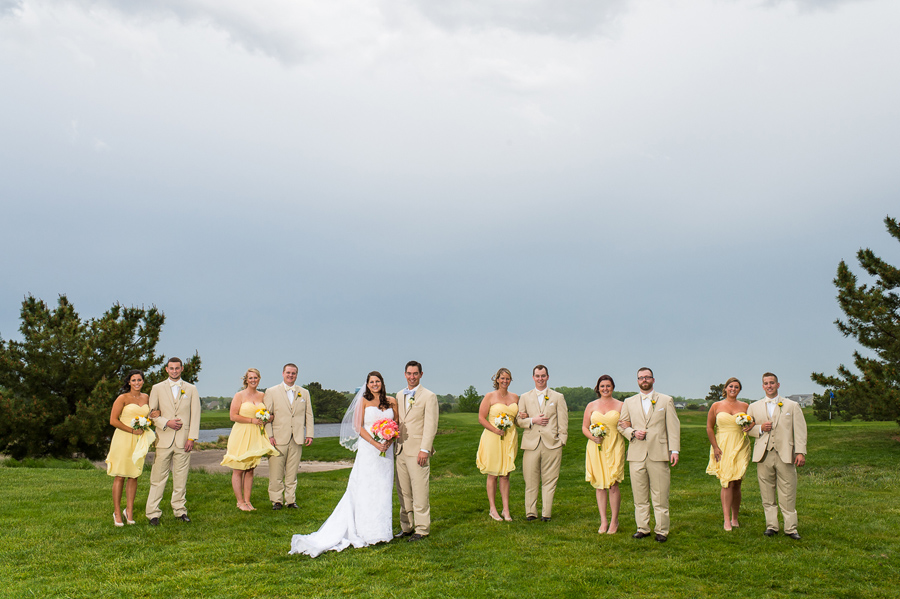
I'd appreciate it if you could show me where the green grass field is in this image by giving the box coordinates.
[2,411,898,598]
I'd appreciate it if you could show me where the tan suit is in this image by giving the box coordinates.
[747,396,807,534]
[395,386,439,536]
[515,389,568,518]
[264,384,315,505]
[146,378,201,519]
[618,392,680,536]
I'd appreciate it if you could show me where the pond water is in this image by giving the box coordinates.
[197,422,341,442]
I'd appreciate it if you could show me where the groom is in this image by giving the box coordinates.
[146,357,201,525]
[745,372,807,539]
[394,361,439,542]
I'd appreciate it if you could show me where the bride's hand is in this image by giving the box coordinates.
[377,441,390,453]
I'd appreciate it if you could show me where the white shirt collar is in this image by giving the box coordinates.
[169,379,182,386]
[406,384,420,394]
[283,382,294,391]
[536,388,549,397]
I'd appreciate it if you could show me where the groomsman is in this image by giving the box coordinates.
[515,365,568,521]
[618,367,680,542]
[394,361,439,542]
[264,363,315,510]
[146,357,201,525]
[745,372,807,539]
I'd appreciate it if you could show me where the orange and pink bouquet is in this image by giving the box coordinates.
[371,418,399,457]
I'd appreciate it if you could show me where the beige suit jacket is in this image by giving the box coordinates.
[149,379,200,449]
[515,389,568,450]
[264,384,315,445]
[747,396,807,463]
[618,392,680,462]
[395,386,439,456]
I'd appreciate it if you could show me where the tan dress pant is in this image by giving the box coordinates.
[523,444,562,518]
[146,444,191,519]
[268,438,304,504]
[396,451,431,535]
[757,449,799,534]
[629,458,671,536]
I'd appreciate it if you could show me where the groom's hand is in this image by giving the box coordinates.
[417,450,430,466]
[167,418,183,430]
[533,414,549,426]
[184,439,194,452]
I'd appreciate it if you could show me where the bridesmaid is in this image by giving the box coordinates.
[221,368,278,511]
[705,377,751,531]
[582,375,627,534]
[475,368,519,522]
[105,369,158,526]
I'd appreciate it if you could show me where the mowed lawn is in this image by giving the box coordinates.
[1,410,898,598]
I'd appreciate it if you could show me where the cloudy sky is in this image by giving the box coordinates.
[2,0,898,400]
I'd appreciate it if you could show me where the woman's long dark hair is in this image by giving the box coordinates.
[118,369,145,395]
[363,371,391,410]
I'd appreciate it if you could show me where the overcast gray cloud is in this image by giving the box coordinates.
[1,0,898,400]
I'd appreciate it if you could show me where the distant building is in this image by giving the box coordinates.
[675,402,687,410]
[788,394,814,408]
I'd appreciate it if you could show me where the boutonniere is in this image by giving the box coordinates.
[408,395,416,405]
[651,398,657,406]
[179,389,185,397]
[543,394,549,402]
[777,401,783,408]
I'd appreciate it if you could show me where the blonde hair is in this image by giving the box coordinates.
[241,368,262,390]
[492,368,513,390]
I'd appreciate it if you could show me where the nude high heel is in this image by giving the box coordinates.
[113,512,124,527]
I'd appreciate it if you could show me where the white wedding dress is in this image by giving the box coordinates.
[289,406,394,558]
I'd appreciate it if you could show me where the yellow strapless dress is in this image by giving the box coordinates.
[706,411,751,487]
[221,402,278,470]
[105,403,155,478]
[476,403,519,476]
[585,410,625,489]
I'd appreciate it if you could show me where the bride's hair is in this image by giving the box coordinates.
[363,371,391,410]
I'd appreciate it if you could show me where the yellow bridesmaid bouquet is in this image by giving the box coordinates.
[590,422,608,444]
[493,413,513,433]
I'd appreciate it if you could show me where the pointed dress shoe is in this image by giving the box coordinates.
[394,530,413,539]
[176,513,191,523]
[285,503,299,509]
[763,529,778,537]
[272,502,283,511]
[655,534,667,543]
[785,532,802,540]
[632,531,650,539]
[526,516,538,521]
[407,534,426,543]
[149,517,160,526]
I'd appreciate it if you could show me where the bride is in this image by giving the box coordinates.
[289,371,398,557]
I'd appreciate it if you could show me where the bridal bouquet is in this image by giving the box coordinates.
[131,416,153,432]
[590,422,608,444]
[493,413,513,435]
[255,408,272,435]
[371,418,399,457]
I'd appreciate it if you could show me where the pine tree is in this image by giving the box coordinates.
[811,216,900,424]
[0,295,201,459]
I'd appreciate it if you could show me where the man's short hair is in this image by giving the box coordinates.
[637,367,653,377]
[533,364,549,376]
[283,363,298,372]
[405,361,423,374]
[762,372,778,382]
[167,357,183,366]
